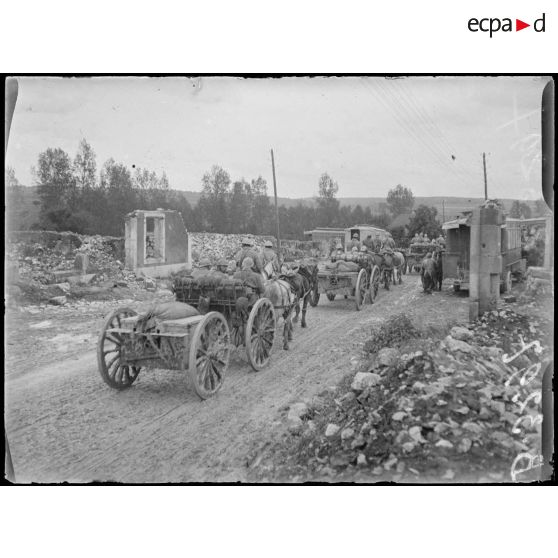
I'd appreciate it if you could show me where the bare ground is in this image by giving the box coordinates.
[5,276,469,483]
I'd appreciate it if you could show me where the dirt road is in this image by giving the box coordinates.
[5,277,468,483]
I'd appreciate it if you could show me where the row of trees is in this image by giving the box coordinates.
[6,141,551,239]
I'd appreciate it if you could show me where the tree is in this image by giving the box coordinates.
[100,158,137,235]
[351,204,365,224]
[510,200,532,219]
[316,173,340,226]
[229,179,251,234]
[249,176,273,235]
[386,184,415,217]
[73,139,97,190]
[35,147,77,230]
[408,205,442,239]
[199,165,231,232]
[5,166,20,188]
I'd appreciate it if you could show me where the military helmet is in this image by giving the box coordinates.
[264,240,273,248]
[360,245,368,252]
[241,257,254,270]
[352,233,359,239]
[241,237,253,246]
[351,246,359,252]
[199,258,211,268]
[217,258,228,268]
[335,242,343,250]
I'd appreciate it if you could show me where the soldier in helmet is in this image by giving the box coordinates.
[382,232,396,251]
[349,233,361,251]
[363,234,374,252]
[191,258,211,279]
[235,237,263,273]
[330,241,344,261]
[261,239,280,274]
[372,232,382,253]
[233,257,265,323]
[210,258,230,281]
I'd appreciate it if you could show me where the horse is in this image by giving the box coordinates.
[281,261,317,329]
[369,252,394,290]
[261,262,297,350]
[391,251,406,285]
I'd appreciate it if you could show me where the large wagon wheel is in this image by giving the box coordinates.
[355,268,369,311]
[97,307,141,390]
[189,311,231,400]
[245,298,276,371]
[309,282,320,307]
[368,265,380,303]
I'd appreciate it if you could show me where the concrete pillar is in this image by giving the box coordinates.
[469,206,505,320]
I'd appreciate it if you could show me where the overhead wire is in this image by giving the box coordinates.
[363,78,472,194]
[392,78,482,187]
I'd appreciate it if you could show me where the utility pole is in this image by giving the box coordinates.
[483,152,488,200]
[442,199,446,223]
[270,149,281,260]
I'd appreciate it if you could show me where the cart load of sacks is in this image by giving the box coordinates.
[324,251,373,272]
[173,275,251,305]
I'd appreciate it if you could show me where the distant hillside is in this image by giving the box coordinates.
[5,185,540,230]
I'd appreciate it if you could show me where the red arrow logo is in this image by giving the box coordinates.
[516,19,530,31]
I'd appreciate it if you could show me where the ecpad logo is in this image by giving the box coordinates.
[468,13,546,37]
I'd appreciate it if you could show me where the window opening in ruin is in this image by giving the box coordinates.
[145,216,165,262]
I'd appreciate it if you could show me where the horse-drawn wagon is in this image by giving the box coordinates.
[313,252,380,311]
[97,275,277,400]
[406,242,434,273]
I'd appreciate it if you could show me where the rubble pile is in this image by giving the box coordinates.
[190,233,270,265]
[250,308,552,483]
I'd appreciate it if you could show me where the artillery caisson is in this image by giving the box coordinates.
[314,252,380,311]
[97,306,231,400]
[173,275,276,371]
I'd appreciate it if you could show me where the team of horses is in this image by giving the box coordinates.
[260,260,317,351]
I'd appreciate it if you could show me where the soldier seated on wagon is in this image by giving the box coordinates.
[235,237,263,273]
[210,258,230,281]
[233,257,265,324]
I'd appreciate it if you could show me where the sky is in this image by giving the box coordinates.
[5,76,549,200]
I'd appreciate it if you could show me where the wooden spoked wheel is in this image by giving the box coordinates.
[326,292,336,301]
[188,312,231,400]
[245,298,276,371]
[369,265,380,303]
[97,307,141,390]
[309,283,320,307]
[355,268,369,311]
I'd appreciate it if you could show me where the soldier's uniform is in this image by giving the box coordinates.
[233,257,265,322]
[209,258,230,282]
[349,234,361,251]
[261,241,280,274]
[421,253,436,293]
[372,235,382,253]
[235,238,263,273]
[363,235,374,252]
[382,235,396,251]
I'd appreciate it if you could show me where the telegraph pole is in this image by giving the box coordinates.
[442,199,446,223]
[483,152,488,200]
[270,149,281,259]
